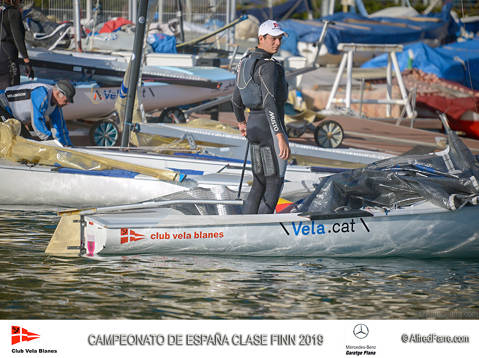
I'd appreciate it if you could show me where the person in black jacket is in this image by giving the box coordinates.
[232,20,290,214]
[0,0,34,90]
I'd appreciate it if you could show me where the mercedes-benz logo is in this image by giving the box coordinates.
[353,324,369,339]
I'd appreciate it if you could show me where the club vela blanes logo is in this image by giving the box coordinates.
[11,326,40,345]
[120,228,145,244]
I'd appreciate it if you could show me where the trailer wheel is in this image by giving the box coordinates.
[89,119,120,146]
[314,120,344,148]
[150,107,186,123]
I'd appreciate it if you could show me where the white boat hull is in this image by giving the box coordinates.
[62,81,234,121]
[0,160,189,208]
[0,157,318,209]
[28,48,236,121]
[77,203,479,258]
[137,123,392,164]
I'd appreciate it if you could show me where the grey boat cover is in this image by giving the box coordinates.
[297,130,479,213]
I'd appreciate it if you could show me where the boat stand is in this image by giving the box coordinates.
[324,43,416,123]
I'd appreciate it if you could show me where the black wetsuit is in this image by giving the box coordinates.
[232,47,289,214]
[0,5,28,89]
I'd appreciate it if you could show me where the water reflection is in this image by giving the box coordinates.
[0,209,478,319]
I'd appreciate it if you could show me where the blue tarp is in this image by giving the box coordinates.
[361,36,479,90]
[147,33,177,53]
[279,3,457,55]
[280,29,300,55]
[237,0,313,23]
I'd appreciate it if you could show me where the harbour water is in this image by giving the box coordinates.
[0,208,478,320]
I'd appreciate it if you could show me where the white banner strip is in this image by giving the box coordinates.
[2,320,477,358]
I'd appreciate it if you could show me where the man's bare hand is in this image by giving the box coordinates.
[276,133,290,160]
[238,121,247,137]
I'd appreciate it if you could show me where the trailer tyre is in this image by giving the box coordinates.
[314,120,344,148]
[149,107,186,123]
[89,119,120,146]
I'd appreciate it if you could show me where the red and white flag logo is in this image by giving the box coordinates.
[11,326,40,345]
[120,228,145,244]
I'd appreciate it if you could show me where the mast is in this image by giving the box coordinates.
[120,0,149,148]
[176,0,185,42]
[129,0,138,23]
[73,0,82,51]
[86,0,92,23]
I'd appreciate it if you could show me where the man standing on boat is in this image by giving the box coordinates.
[0,79,74,146]
[0,0,34,89]
[232,19,290,214]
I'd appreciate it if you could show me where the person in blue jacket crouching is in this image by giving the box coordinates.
[0,79,74,146]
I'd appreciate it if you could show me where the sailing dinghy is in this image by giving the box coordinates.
[46,129,479,259]
[46,201,479,258]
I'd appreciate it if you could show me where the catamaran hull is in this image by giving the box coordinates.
[78,204,479,258]
[62,81,234,121]
[137,123,392,165]
[0,150,319,209]
[0,161,188,208]
[28,48,236,121]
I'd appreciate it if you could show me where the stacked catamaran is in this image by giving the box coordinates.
[27,48,236,121]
